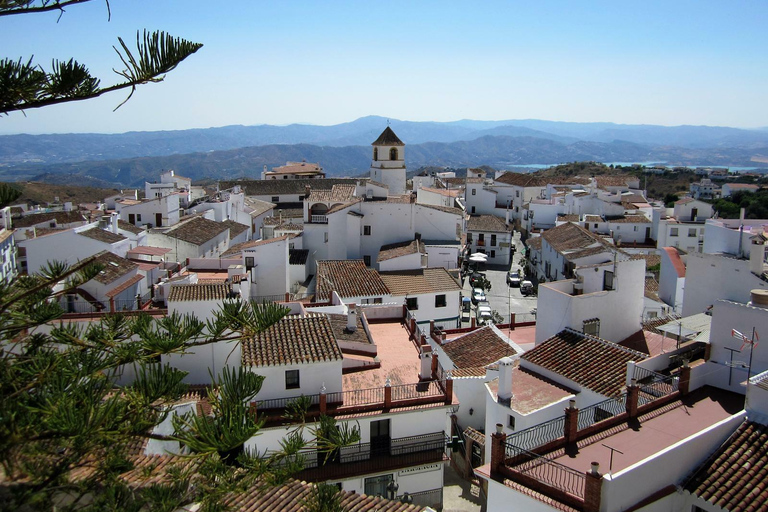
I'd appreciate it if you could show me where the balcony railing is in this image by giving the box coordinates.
[577,394,627,431]
[298,431,446,482]
[476,240,486,247]
[504,443,585,500]
[505,415,566,453]
[310,214,328,224]
[633,366,679,399]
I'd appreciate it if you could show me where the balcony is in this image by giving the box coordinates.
[298,431,447,482]
[310,214,328,224]
[476,239,486,247]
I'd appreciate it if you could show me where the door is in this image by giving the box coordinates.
[128,213,135,225]
[155,213,163,228]
[370,419,390,456]
[691,208,698,222]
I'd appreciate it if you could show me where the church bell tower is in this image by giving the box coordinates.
[370,126,406,196]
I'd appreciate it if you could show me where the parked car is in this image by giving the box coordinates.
[520,280,534,296]
[476,303,493,325]
[506,270,521,287]
[471,287,487,305]
[469,272,486,287]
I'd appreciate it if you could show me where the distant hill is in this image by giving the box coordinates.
[4,115,768,167]
[6,181,119,206]
[3,134,768,189]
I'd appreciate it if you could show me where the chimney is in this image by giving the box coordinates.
[750,237,765,276]
[749,289,768,309]
[505,208,510,225]
[111,212,119,234]
[740,207,746,222]
[419,345,432,380]
[305,185,311,198]
[498,357,514,403]
[346,304,357,332]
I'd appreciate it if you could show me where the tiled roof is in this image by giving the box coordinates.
[371,126,405,146]
[243,197,276,217]
[263,208,304,225]
[557,214,580,222]
[526,236,542,251]
[541,222,612,257]
[221,236,288,257]
[105,273,144,298]
[221,220,249,239]
[379,267,462,296]
[607,214,650,224]
[595,175,636,187]
[225,477,422,512]
[168,283,231,302]
[420,186,461,197]
[327,198,363,215]
[117,220,145,234]
[77,227,127,244]
[377,239,425,262]
[274,222,304,232]
[165,217,230,246]
[418,203,464,216]
[466,177,485,184]
[726,183,759,190]
[269,161,322,174]
[241,313,343,366]
[12,210,86,228]
[684,420,768,512]
[675,197,695,205]
[494,172,549,187]
[521,328,646,397]
[466,214,509,233]
[219,178,362,196]
[289,249,309,265]
[327,309,371,345]
[307,184,356,203]
[661,247,686,278]
[90,251,138,284]
[443,326,519,369]
[316,260,390,301]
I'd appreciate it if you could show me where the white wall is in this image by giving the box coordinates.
[245,238,290,298]
[426,245,459,270]
[378,252,423,272]
[659,249,685,312]
[248,359,343,400]
[24,227,134,275]
[399,290,461,329]
[682,252,767,317]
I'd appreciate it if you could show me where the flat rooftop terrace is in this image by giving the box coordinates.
[550,386,743,474]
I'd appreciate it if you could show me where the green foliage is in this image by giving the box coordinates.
[0,182,21,207]
[0,259,360,510]
[301,483,347,512]
[712,189,768,219]
[473,275,492,293]
[1,1,202,114]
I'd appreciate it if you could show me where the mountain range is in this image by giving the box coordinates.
[2,116,768,188]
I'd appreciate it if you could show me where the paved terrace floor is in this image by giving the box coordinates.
[343,321,422,390]
[549,386,744,474]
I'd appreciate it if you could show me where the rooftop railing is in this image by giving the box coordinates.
[504,442,586,500]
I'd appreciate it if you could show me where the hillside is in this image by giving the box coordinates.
[5,182,119,206]
[4,116,768,167]
[3,135,768,190]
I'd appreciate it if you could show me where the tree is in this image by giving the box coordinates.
[0,259,360,510]
[1,1,202,114]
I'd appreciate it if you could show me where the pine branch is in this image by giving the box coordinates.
[0,0,101,17]
[1,30,202,114]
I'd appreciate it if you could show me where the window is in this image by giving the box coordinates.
[688,228,697,237]
[363,255,371,266]
[283,175,288,179]
[324,232,328,243]
[406,297,418,310]
[245,257,255,269]
[285,370,300,389]
[634,226,638,231]
[136,214,142,222]
[364,474,393,498]
[435,294,447,308]
[490,250,496,258]
[374,297,383,304]
[471,188,476,196]
[508,415,515,429]
[373,147,378,161]
[363,225,371,236]
[491,234,497,246]
[471,206,476,214]
[466,233,472,243]
[603,270,614,291]
[583,318,600,337]
[670,228,679,237]
[390,148,398,160]
[271,196,279,202]
[516,190,520,198]
[594,223,598,228]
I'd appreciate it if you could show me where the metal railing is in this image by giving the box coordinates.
[505,415,566,453]
[390,380,444,402]
[326,386,385,408]
[402,488,442,509]
[505,442,585,499]
[633,366,679,399]
[257,394,321,411]
[310,214,328,224]
[577,393,627,431]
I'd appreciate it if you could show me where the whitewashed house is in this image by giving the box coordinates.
[465,215,513,266]
[147,216,231,263]
[116,192,181,229]
[379,267,463,329]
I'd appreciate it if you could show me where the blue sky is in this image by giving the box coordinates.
[2,0,767,134]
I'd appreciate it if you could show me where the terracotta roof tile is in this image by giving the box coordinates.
[168,283,231,302]
[684,420,768,512]
[371,126,405,146]
[77,227,127,244]
[557,214,580,222]
[316,260,390,301]
[418,203,464,216]
[521,328,646,397]
[377,239,425,262]
[117,220,145,234]
[220,178,363,197]
[12,210,86,228]
[241,313,343,366]
[608,214,650,224]
[443,326,519,369]
[466,214,509,233]
[327,309,371,345]
[307,184,357,203]
[221,220,249,239]
[270,161,322,174]
[379,267,462,296]
[243,197,276,216]
[165,217,230,246]
[90,251,138,284]
[541,222,613,257]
